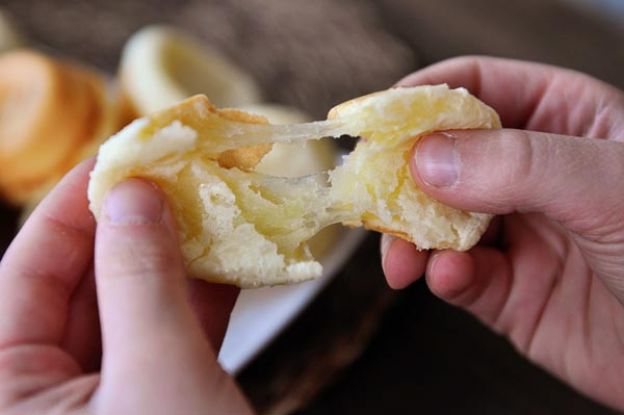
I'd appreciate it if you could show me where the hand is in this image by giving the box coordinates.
[381,56,624,410]
[0,160,252,414]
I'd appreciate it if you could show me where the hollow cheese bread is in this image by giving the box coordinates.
[88,84,500,287]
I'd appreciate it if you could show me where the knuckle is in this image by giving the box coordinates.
[461,130,538,198]
[501,130,538,183]
[502,131,561,208]
[456,129,545,212]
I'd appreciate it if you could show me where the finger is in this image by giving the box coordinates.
[426,247,512,330]
[0,159,95,348]
[410,130,624,236]
[95,179,250,413]
[426,214,568,352]
[397,56,624,137]
[426,244,551,355]
[380,234,428,289]
[187,279,238,350]
[61,267,101,372]
[95,179,207,366]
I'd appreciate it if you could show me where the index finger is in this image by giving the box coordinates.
[397,56,624,137]
[0,159,95,348]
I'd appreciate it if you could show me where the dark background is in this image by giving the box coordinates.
[1,0,623,413]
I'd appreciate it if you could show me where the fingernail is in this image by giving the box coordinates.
[380,234,396,259]
[380,234,395,277]
[413,133,458,187]
[104,179,163,224]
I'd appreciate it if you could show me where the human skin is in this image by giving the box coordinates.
[381,56,624,410]
[0,161,253,414]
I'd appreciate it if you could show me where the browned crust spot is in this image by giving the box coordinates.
[144,95,272,171]
[344,218,469,252]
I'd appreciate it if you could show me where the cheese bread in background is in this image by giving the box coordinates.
[0,50,118,204]
[88,85,501,287]
[0,50,122,227]
[118,25,262,119]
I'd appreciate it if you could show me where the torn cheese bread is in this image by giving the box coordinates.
[88,84,501,287]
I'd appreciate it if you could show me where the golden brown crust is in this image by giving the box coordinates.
[218,107,268,124]
[343,219,416,246]
[0,50,118,205]
[356,219,476,252]
[215,107,272,170]
[362,222,414,244]
[0,51,109,203]
[146,95,272,171]
[217,143,273,170]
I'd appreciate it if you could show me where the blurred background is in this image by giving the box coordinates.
[0,0,623,414]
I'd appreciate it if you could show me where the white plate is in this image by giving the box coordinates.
[218,227,368,374]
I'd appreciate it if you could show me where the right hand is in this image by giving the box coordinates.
[381,56,624,410]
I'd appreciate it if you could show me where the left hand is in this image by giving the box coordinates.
[0,159,252,414]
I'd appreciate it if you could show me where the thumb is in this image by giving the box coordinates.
[94,179,251,413]
[95,179,203,365]
[410,130,624,236]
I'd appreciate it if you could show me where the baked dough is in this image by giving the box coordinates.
[88,84,500,287]
[119,25,261,118]
[0,50,119,204]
